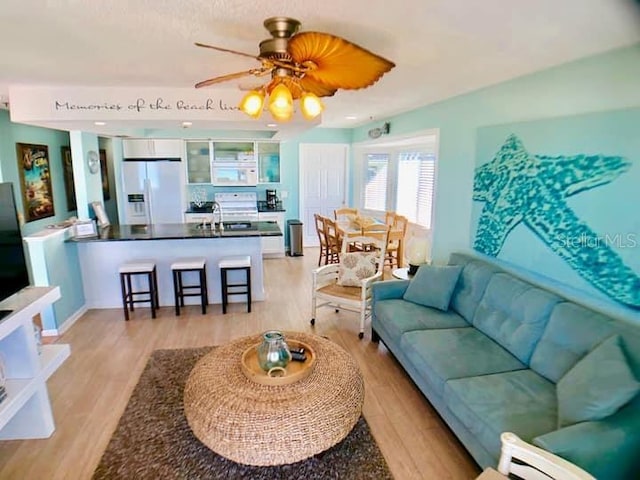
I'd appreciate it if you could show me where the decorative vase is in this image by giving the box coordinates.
[256,330,292,372]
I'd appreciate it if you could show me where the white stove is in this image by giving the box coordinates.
[214,192,259,222]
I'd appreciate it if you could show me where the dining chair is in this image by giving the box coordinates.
[314,213,330,266]
[323,217,341,264]
[334,207,358,223]
[385,214,408,268]
[311,233,388,339]
[384,211,396,226]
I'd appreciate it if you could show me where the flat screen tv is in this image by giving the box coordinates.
[0,182,30,302]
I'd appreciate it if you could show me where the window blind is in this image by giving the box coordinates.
[364,153,389,212]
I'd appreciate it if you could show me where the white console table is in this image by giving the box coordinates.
[0,286,70,439]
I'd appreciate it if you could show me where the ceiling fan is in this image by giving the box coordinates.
[194,17,395,121]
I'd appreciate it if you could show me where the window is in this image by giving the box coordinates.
[358,135,437,229]
[364,154,389,212]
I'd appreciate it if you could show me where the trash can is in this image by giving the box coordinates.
[287,219,304,256]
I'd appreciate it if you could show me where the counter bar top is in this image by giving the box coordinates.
[69,221,282,242]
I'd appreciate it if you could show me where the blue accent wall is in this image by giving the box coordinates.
[0,110,72,235]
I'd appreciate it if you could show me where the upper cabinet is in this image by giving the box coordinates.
[257,142,280,183]
[123,139,182,159]
[185,140,212,184]
[213,142,254,163]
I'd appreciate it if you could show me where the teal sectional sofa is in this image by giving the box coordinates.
[371,253,640,479]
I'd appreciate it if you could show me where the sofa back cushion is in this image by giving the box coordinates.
[472,273,561,364]
[449,253,499,323]
[530,302,640,384]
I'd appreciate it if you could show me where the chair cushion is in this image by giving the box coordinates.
[403,265,462,311]
[445,370,557,459]
[373,299,469,340]
[400,328,525,397]
[557,335,640,428]
[337,252,377,287]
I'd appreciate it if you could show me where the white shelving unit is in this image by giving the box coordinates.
[0,286,70,439]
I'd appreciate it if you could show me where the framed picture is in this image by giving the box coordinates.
[100,149,110,200]
[61,146,77,211]
[16,143,55,222]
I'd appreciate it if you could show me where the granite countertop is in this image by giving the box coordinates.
[257,200,286,213]
[68,222,282,242]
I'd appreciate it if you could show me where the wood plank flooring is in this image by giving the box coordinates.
[0,249,480,479]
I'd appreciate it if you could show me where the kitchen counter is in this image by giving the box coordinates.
[68,221,282,242]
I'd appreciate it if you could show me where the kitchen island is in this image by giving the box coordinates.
[71,222,281,309]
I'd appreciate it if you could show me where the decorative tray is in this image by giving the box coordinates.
[241,339,316,386]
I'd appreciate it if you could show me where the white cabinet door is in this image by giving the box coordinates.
[123,139,182,159]
[258,212,285,257]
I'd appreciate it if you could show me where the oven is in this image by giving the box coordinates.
[215,192,259,222]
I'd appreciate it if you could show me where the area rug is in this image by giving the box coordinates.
[93,347,393,479]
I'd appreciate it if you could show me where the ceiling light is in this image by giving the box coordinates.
[182,121,193,127]
[268,83,294,122]
[239,90,265,119]
[266,123,277,128]
[300,92,324,120]
[345,115,358,120]
[94,121,106,126]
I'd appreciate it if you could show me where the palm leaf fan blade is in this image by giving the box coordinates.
[298,76,338,97]
[288,32,395,90]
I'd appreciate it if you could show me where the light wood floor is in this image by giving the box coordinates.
[0,248,480,480]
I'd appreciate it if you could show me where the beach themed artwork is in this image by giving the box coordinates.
[16,143,55,222]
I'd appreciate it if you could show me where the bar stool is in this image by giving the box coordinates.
[219,256,251,314]
[171,258,208,315]
[118,261,158,321]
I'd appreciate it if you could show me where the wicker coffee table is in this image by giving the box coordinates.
[183,331,365,466]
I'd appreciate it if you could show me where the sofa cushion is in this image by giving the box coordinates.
[557,335,640,428]
[403,264,463,311]
[400,328,525,397]
[445,369,557,459]
[448,256,499,323]
[373,299,469,340]
[472,273,561,364]
[530,302,616,383]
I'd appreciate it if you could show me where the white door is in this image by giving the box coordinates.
[299,143,349,246]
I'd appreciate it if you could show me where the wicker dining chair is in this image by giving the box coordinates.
[334,207,358,223]
[385,214,408,268]
[314,214,330,266]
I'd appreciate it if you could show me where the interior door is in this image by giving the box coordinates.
[299,143,348,247]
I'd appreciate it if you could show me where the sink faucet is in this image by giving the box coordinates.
[211,201,223,229]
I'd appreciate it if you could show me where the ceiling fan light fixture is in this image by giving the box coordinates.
[300,92,324,120]
[268,83,294,122]
[239,90,265,118]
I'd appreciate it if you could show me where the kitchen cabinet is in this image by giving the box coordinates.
[257,142,280,183]
[0,287,70,439]
[185,140,212,184]
[258,211,285,257]
[213,141,254,162]
[123,139,183,159]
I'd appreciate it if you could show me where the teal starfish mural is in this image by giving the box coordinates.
[474,134,639,308]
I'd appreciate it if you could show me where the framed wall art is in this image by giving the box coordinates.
[16,143,55,222]
[61,146,77,211]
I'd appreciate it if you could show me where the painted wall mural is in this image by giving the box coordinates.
[472,109,640,309]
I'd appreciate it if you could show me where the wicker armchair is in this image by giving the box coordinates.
[311,233,387,339]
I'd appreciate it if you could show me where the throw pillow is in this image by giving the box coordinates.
[402,264,462,311]
[557,335,640,428]
[337,252,378,287]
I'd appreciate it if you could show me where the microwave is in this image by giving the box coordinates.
[212,162,258,186]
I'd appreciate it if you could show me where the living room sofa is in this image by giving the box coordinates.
[371,252,640,479]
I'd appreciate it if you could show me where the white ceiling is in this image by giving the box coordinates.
[1,0,639,134]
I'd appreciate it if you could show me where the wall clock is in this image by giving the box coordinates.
[87,150,99,174]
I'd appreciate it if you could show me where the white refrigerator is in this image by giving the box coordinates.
[122,159,185,224]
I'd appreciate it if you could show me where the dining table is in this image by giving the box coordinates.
[336,215,405,267]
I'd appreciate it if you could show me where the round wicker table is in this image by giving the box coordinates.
[183,332,365,466]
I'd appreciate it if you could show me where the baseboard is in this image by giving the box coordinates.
[42,304,88,337]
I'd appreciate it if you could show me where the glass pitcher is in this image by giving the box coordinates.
[256,330,291,372]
